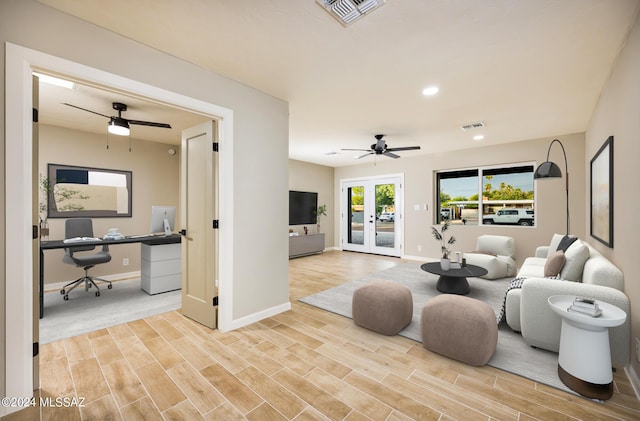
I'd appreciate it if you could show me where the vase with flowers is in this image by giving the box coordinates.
[431,220,456,271]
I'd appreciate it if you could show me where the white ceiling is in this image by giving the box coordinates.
[37,80,210,145]
[37,0,640,167]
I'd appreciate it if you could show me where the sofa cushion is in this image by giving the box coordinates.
[544,250,565,277]
[517,256,546,278]
[546,234,565,258]
[559,240,590,282]
[556,235,577,252]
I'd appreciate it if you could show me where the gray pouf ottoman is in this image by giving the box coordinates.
[420,294,498,366]
[352,281,413,336]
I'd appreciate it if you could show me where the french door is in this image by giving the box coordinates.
[341,176,402,257]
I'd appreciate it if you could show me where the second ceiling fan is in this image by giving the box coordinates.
[342,134,420,159]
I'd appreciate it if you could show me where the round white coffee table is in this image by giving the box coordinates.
[548,295,626,400]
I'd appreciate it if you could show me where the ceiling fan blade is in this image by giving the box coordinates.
[383,151,401,159]
[62,103,110,119]
[386,146,421,152]
[355,152,374,159]
[341,148,372,152]
[127,119,172,129]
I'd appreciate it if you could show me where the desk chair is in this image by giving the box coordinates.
[60,218,112,300]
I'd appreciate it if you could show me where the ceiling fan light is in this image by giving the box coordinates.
[108,117,130,136]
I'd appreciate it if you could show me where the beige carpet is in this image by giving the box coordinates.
[40,278,181,344]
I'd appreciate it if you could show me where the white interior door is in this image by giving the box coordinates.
[341,176,402,257]
[181,121,218,329]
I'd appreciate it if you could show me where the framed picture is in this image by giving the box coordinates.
[590,136,613,247]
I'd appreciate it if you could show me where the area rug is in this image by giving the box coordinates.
[40,278,181,344]
[299,262,571,394]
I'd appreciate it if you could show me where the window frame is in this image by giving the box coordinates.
[435,162,536,226]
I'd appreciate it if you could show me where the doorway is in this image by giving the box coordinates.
[341,175,403,257]
[5,43,234,400]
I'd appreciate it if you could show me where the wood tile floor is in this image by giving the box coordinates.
[5,251,639,420]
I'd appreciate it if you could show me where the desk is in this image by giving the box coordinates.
[40,234,181,318]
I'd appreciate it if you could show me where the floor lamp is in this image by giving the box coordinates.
[534,139,569,235]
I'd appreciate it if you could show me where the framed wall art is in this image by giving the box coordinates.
[590,136,613,247]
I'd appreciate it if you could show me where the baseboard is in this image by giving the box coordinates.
[625,364,640,400]
[222,301,291,332]
[401,254,437,262]
[43,271,141,293]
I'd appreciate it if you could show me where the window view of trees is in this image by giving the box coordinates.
[375,183,395,216]
[436,164,535,226]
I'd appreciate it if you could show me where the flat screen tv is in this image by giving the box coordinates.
[289,191,318,225]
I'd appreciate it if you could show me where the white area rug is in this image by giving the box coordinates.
[299,262,572,394]
[40,278,181,344]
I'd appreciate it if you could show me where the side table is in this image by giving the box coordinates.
[548,295,626,400]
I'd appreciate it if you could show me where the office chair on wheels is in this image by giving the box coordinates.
[60,218,112,300]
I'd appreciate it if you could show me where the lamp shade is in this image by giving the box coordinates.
[108,117,130,136]
[533,161,562,179]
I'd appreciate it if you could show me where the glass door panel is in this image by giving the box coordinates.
[343,182,367,252]
[374,182,396,248]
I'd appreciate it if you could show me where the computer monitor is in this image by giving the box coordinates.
[150,206,176,236]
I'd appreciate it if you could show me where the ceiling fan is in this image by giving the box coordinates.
[342,134,421,159]
[63,101,172,136]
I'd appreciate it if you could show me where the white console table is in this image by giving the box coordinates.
[141,235,182,294]
[289,233,324,258]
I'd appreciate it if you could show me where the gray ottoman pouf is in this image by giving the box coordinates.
[420,294,498,366]
[352,281,413,336]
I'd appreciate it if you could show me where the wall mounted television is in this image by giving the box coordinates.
[289,190,318,225]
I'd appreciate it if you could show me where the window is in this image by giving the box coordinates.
[436,164,535,226]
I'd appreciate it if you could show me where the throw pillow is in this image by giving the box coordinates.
[547,234,565,258]
[544,250,566,277]
[556,235,577,252]
[560,240,590,282]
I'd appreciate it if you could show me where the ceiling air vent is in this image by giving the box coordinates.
[460,122,486,131]
[317,0,386,26]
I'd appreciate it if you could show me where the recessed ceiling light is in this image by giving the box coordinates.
[422,86,439,96]
[473,135,485,141]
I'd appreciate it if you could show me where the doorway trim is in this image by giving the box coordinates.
[4,42,234,402]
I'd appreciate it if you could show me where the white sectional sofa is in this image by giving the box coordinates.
[505,234,630,368]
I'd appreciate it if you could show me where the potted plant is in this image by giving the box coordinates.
[431,220,456,270]
[315,204,327,234]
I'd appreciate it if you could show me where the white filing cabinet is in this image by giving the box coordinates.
[141,238,181,294]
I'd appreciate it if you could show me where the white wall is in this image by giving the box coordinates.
[334,133,586,267]
[1,0,289,405]
[586,12,640,385]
